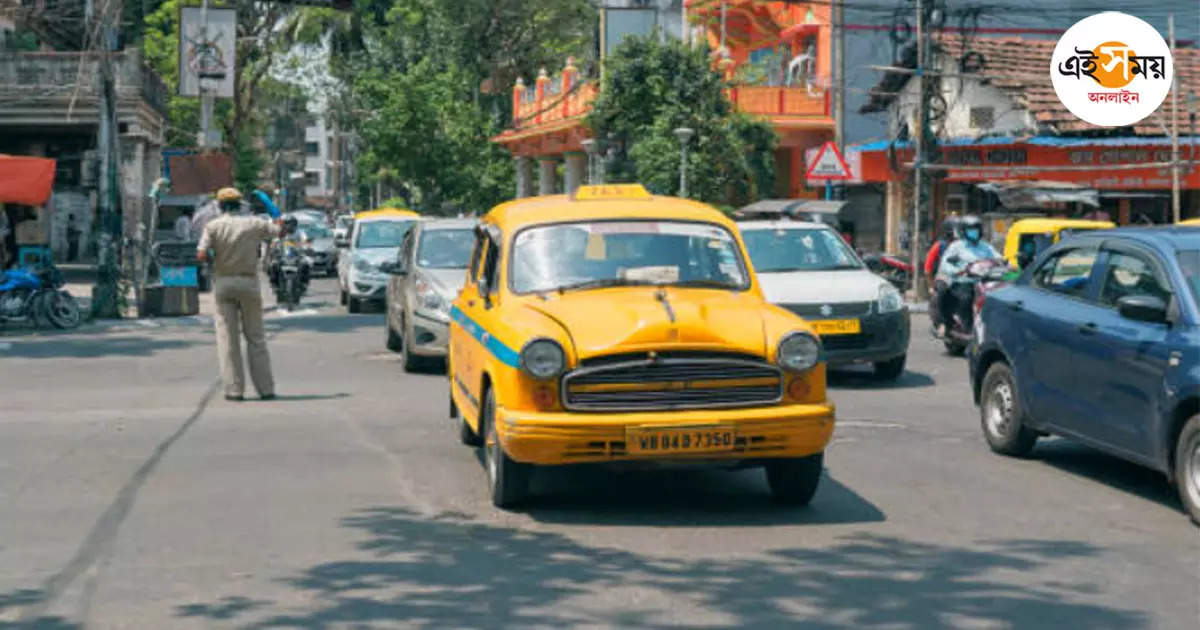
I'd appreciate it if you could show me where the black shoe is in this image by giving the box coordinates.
[226,395,244,402]
[260,393,277,401]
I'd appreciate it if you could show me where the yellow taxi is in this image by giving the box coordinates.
[448,185,836,508]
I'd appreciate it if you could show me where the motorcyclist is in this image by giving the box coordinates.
[935,215,1001,335]
[925,217,960,332]
[268,216,300,288]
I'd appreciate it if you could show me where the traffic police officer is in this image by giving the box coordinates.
[197,187,282,401]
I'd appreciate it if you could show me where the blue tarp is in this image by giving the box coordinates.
[253,190,281,218]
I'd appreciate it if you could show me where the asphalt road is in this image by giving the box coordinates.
[1,277,1198,629]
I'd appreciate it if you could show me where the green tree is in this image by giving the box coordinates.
[588,36,777,207]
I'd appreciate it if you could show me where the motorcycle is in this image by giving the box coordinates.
[0,263,81,329]
[270,238,311,312]
[861,252,913,292]
[934,258,1013,355]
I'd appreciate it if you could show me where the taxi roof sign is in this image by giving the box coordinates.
[572,184,651,201]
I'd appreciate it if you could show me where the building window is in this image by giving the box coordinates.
[970,106,995,130]
[325,166,332,189]
[304,171,320,186]
[305,141,320,156]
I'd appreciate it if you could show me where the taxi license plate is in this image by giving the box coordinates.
[627,426,736,456]
[810,319,861,335]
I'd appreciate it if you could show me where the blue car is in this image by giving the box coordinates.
[970,227,1200,524]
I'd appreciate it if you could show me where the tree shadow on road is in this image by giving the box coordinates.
[0,589,81,629]
[1034,439,1183,514]
[177,507,1148,629]
[0,335,200,359]
[267,313,383,335]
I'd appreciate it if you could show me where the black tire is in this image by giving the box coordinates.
[386,318,403,352]
[765,453,824,505]
[44,291,81,329]
[944,339,966,356]
[460,414,483,446]
[1173,415,1200,525]
[348,296,362,314]
[873,354,906,381]
[401,322,430,372]
[979,362,1038,457]
[483,387,529,508]
[339,289,348,306]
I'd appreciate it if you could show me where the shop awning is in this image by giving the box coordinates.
[0,155,56,205]
[976,180,1100,208]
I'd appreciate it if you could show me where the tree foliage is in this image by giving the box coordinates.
[588,37,777,207]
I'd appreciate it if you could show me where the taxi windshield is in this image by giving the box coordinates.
[356,220,415,249]
[510,220,750,294]
[741,227,862,272]
[417,228,474,269]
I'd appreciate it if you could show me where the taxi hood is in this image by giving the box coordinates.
[522,287,768,360]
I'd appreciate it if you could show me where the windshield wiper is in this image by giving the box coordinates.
[553,278,654,293]
[669,279,740,289]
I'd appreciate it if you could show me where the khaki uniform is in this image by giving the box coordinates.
[198,214,281,398]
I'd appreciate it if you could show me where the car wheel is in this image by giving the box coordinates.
[944,339,966,356]
[460,413,483,447]
[385,320,403,352]
[873,354,906,381]
[765,453,823,505]
[348,296,361,314]
[483,387,529,508]
[1174,415,1200,525]
[339,289,347,306]
[980,362,1038,457]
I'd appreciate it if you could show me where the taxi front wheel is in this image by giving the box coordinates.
[765,453,823,505]
[483,388,530,508]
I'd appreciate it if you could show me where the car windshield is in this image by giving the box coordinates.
[510,220,749,294]
[741,227,862,272]
[356,220,415,249]
[417,228,474,269]
[1178,250,1200,305]
[300,224,332,239]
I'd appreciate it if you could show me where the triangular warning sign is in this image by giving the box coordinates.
[806,141,851,180]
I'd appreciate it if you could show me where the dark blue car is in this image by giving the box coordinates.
[969,227,1200,524]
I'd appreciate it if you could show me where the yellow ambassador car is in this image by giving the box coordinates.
[448,185,836,508]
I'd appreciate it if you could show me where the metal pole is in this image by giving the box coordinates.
[909,0,926,301]
[834,0,845,179]
[198,0,213,148]
[680,144,689,198]
[1170,15,1180,223]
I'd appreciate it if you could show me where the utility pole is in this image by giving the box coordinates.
[834,0,845,200]
[909,0,931,301]
[92,0,123,318]
[1170,14,1180,223]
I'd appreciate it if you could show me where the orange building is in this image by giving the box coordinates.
[492,1,837,200]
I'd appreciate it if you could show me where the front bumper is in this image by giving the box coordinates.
[496,402,835,466]
[408,312,450,358]
[822,309,911,365]
[349,273,387,301]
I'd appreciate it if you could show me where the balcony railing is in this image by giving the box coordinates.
[512,57,597,130]
[728,84,830,118]
[0,50,169,118]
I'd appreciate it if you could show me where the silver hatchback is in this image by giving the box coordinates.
[382,219,476,371]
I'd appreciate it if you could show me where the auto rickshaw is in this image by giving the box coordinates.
[1003,218,1115,269]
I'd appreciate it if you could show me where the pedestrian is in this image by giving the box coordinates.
[196,187,284,402]
[924,216,960,331]
[174,207,194,241]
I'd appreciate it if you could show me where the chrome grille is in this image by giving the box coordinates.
[562,354,782,412]
[782,301,872,318]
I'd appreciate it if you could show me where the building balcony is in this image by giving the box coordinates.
[0,49,168,140]
[728,83,831,124]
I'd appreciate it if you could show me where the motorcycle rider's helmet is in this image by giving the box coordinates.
[939,216,960,242]
[216,187,243,213]
[961,215,984,244]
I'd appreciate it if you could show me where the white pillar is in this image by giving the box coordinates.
[537,158,557,196]
[564,152,587,195]
[514,156,534,198]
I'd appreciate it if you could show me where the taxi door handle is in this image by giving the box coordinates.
[1078,322,1098,335]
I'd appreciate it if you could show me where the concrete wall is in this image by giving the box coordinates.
[891,61,1033,140]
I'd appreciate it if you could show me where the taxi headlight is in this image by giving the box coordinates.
[777,332,821,372]
[520,338,566,380]
[877,283,904,313]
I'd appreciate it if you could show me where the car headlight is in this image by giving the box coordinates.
[877,283,903,313]
[520,338,566,380]
[415,275,449,314]
[777,332,821,372]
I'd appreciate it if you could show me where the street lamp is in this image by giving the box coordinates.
[674,127,695,198]
[581,138,597,185]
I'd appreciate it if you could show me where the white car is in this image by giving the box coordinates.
[738,220,911,380]
[337,211,421,313]
[333,214,353,242]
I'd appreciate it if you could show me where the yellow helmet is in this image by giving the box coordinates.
[216,187,243,202]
